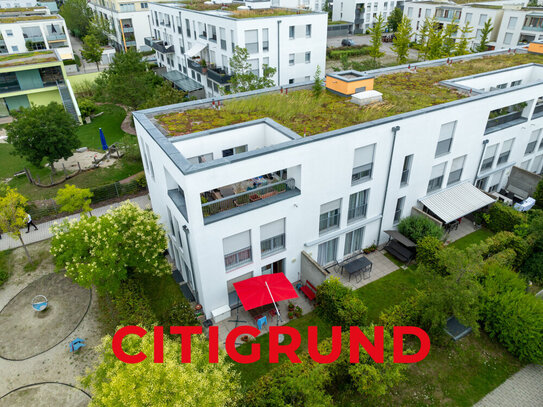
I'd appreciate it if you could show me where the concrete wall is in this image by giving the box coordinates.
[27,88,61,105]
[300,251,328,286]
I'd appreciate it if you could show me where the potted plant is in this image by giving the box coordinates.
[288,302,295,312]
[288,311,294,319]
[294,306,302,318]
[201,59,207,73]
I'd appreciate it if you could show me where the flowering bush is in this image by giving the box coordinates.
[50,201,170,294]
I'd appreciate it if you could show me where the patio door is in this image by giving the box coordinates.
[227,271,253,309]
[261,259,285,275]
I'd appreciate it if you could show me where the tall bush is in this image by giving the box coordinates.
[478,231,530,269]
[398,215,443,244]
[416,235,445,275]
[483,202,526,232]
[315,277,367,328]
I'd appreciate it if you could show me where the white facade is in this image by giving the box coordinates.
[88,0,153,52]
[134,50,543,321]
[272,0,325,12]
[0,9,73,59]
[149,3,327,98]
[332,0,400,33]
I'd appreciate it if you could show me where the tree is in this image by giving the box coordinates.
[312,65,323,98]
[229,46,276,93]
[82,332,241,406]
[533,178,543,209]
[476,19,493,53]
[54,184,93,215]
[60,0,92,38]
[387,7,403,32]
[140,82,189,110]
[0,188,31,261]
[426,18,444,60]
[94,49,161,109]
[455,22,473,56]
[397,215,443,244]
[418,18,431,59]
[88,15,112,46]
[50,201,171,294]
[81,34,103,71]
[442,19,459,57]
[392,16,413,64]
[6,102,79,174]
[368,14,385,62]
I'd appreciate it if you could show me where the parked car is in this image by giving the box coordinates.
[341,38,355,46]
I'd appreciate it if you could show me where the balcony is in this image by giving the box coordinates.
[201,178,300,224]
[522,25,543,32]
[122,26,134,33]
[533,103,543,119]
[207,66,231,84]
[187,58,202,73]
[485,110,526,134]
[144,37,174,53]
[47,33,67,41]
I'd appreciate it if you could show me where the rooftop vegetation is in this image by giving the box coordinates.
[179,0,310,17]
[0,15,59,23]
[0,6,47,12]
[0,50,57,67]
[157,53,543,137]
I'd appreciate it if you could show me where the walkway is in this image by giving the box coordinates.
[0,195,151,251]
[474,364,543,406]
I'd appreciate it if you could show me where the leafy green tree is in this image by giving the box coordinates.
[55,184,93,215]
[6,102,79,174]
[476,19,493,53]
[95,49,161,109]
[81,34,103,71]
[418,18,431,59]
[387,7,404,32]
[60,0,92,38]
[368,14,385,62]
[82,332,241,406]
[340,53,351,70]
[417,235,445,275]
[50,201,171,294]
[455,22,473,56]
[442,19,459,57]
[140,82,189,109]
[397,215,443,244]
[533,179,543,209]
[392,16,413,64]
[426,18,444,60]
[312,65,324,98]
[0,188,31,260]
[88,15,112,46]
[229,46,276,93]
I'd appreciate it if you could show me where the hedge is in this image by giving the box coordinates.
[315,276,367,328]
[398,215,443,244]
[327,46,371,60]
[483,202,526,232]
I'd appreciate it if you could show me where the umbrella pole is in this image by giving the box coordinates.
[265,281,284,343]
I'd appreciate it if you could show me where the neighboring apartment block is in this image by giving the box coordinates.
[0,50,80,120]
[332,0,403,33]
[88,0,153,52]
[148,2,327,98]
[134,48,543,322]
[0,7,73,60]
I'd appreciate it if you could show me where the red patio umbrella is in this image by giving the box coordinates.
[233,273,298,311]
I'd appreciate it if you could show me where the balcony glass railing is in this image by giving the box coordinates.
[485,110,523,132]
[533,103,543,118]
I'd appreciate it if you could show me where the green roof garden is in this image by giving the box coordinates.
[157,53,543,137]
[178,0,311,17]
[0,50,58,67]
[0,15,59,23]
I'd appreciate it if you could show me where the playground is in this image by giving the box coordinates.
[0,241,101,406]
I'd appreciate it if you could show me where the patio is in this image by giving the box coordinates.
[444,217,477,244]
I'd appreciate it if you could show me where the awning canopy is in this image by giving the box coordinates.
[185,42,207,58]
[384,230,417,247]
[419,181,496,224]
[233,273,298,311]
[157,69,203,92]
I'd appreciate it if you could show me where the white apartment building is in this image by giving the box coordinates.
[0,1,38,7]
[134,48,543,321]
[332,0,402,33]
[272,0,325,12]
[88,0,153,52]
[148,2,327,98]
[0,7,73,59]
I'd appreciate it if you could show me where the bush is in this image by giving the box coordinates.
[315,277,367,328]
[135,173,147,188]
[0,268,8,287]
[163,301,199,327]
[327,45,371,59]
[379,295,419,329]
[483,202,526,233]
[63,59,77,66]
[398,215,443,244]
[118,134,141,162]
[78,98,98,119]
[417,236,445,274]
[479,231,530,269]
[113,278,157,326]
[521,251,543,284]
[534,179,543,209]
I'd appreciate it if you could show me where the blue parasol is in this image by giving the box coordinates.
[99,128,108,151]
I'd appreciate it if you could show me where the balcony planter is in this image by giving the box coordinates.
[249,194,261,202]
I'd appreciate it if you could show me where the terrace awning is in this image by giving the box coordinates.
[185,42,207,58]
[157,69,203,92]
[233,273,298,311]
[419,181,495,224]
[384,230,416,247]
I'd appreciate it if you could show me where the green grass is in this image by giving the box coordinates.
[383,251,405,268]
[233,312,333,386]
[0,142,54,180]
[134,273,187,320]
[0,249,12,287]
[448,228,494,250]
[77,104,130,150]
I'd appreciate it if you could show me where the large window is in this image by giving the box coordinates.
[289,53,294,65]
[227,271,253,308]
[447,155,465,185]
[532,155,543,174]
[289,25,295,39]
[39,66,63,86]
[187,152,213,164]
[348,189,369,222]
[525,129,540,155]
[488,170,503,193]
[306,24,312,37]
[245,29,258,54]
[223,230,252,270]
[435,121,456,157]
[497,138,514,165]
[503,33,513,46]
[400,154,413,186]
[220,27,226,50]
[508,16,517,30]
[427,162,446,193]
[262,28,269,51]
[0,72,20,93]
[481,144,498,171]
[344,227,365,256]
[319,199,341,233]
[352,144,375,185]
[260,219,285,257]
[393,196,405,224]
[317,238,338,266]
[222,145,247,157]
[478,14,487,26]
[305,51,311,63]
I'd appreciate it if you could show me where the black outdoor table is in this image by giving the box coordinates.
[342,256,373,283]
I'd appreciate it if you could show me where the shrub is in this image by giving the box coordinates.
[417,236,445,274]
[112,278,157,326]
[479,231,530,269]
[135,173,147,188]
[163,301,199,327]
[337,295,367,327]
[534,179,543,209]
[315,277,367,328]
[379,295,419,329]
[327,45,371,59]
[521,251,543,284]
[78,98,97,119]
[483,202,526,232]
[398,215,443,244]
[0,268,8,287]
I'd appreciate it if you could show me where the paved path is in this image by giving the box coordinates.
[327,34,419,59]
[474,364,543,407]
[0,195,151,251]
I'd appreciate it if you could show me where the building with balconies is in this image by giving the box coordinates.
[332,0,402,33]
[134,47,543,322]
[148,2,327,98]
[0,7,73,59]
[0,49,80,120]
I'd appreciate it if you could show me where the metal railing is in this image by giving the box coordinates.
[347,204,367,221]
[224,247,252,270]
[207,67,231,84]
[202,178,295,218]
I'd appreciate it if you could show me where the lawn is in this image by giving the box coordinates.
[77,104,131,150]
[448,228,494,251]
[0,249,13,287]
[135,272,187,320]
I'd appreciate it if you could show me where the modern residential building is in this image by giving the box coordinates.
[0,49,80,120]
[0,1,38,8]
[88,0,154,52]
[148,2,327,98]
[134,48,543,322]
[0,6,73,59]
[331,0,403,33]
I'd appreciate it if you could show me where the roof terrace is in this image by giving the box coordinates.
[0,50,58,68]
[172,0,312,18]
[156,53,543,137]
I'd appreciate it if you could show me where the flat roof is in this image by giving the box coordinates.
[159,1,316,18]
[0,15,59,23]
[0,50,59,67]
[152,52,543,138]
